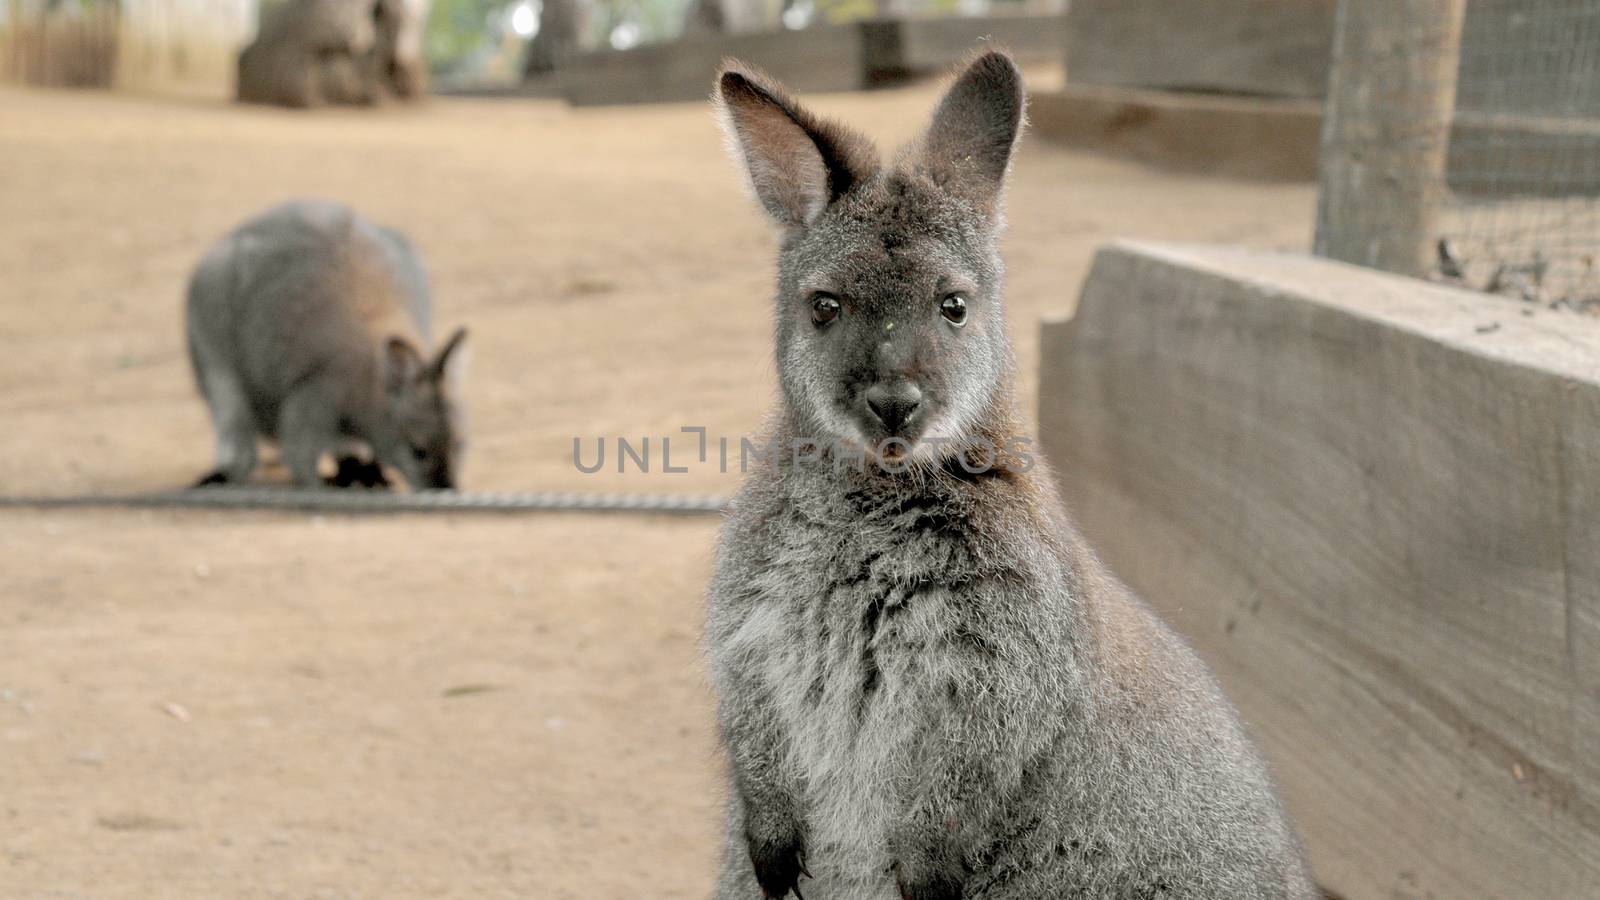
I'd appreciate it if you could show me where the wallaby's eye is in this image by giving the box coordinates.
[811,293,841,327]
[941,293,969,327]
[411,446,428,462]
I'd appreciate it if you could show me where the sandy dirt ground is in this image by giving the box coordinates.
[0,71,1314,899]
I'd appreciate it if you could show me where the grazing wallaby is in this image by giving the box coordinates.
[705,52,1318,899]
[186,200,466,490]
[237,0,375,108]
[237,0,430,108]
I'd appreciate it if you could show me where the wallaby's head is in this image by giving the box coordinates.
[381,326,467,489]
[716,50,1024,464]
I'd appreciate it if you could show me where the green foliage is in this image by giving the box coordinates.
[426,0,508,69]
[585,0,692,47]
[814,0,875,24]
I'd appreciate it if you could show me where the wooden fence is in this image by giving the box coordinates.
[0,0,256,97]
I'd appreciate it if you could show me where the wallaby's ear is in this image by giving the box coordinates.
[715,60,878,227]
[919,50,1026,220]
[384,336,425,394]
[427,327,468,381]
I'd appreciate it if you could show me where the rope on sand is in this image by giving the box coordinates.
[0,488,728,516]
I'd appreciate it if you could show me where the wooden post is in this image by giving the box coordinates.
[1314,0,1467,278]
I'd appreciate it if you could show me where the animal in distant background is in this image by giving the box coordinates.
[186,200,467,490]
[237,0,430,108]
[705,51,1318,899]
[371,0,431,100]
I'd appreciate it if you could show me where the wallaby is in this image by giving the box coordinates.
[237,0,374,108]
[237,0,428,108]
[705,52,1318,899]
[186,200,466,490]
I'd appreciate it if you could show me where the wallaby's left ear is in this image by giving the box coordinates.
[428,326,468,380]
[384,336,425,394]
[920,50,1026,220]
[715,60,879,228]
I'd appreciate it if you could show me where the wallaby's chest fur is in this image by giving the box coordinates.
[728,497,955,883]
[710,455,1087,897]
[710,450,1315,899]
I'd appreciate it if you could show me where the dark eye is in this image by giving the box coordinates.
[411,446,428,462]
[941,293,968,326]
[811,293,841,326]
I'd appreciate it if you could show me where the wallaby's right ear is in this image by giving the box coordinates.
[426,327,468,381]
[715,61,878,227]
[384,336,424,395]
[919,49,1026,221]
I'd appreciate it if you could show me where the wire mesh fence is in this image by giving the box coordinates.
[1442,0,1600,313]
[1317,0,1600,315]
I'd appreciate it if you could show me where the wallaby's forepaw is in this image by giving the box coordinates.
[894,860,964,900]
[749,833,810,899]
[329,455,390,489]
[193,470,231,488]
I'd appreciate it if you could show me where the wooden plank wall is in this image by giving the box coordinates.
[0,0,255,98]
[1037,241,1600,899]
[0,3,121,89]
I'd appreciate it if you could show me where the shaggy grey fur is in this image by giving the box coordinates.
[186,200,466,490]
[706,52,1317,900]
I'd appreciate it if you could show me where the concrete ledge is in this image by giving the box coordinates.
[436,73,564,99]
[1032,85,1600,193]
[1028,84,1323,181]
[896,14,1064,71]
[558,15,1063,107]
[1038,242,1600,898]
[1065,0,1336,100]
[560,23,884,107]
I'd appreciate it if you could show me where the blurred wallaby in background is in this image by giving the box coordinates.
[237,0,430,108]
[371,0,431,100]
[705,52,1317,899]
[187,200,466,490]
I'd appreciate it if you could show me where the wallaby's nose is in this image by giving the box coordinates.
[865,381,923,433]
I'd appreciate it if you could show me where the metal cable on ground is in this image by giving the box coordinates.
[0,488,728,516]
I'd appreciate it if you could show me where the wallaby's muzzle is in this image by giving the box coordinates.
[863,380,922,435]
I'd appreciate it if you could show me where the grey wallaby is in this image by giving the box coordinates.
[705,52,1318,899]
[237,0,429,108]
[186,200,466,490]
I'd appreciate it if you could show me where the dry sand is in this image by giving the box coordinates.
[0,73,1314,898]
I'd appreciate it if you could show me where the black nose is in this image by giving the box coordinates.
[865,381,923,433]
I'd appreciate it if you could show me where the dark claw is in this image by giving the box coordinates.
[749,834,808,899]
[193,470,230,488]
